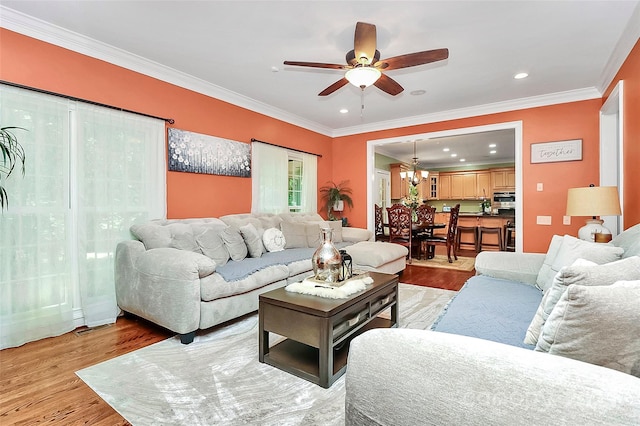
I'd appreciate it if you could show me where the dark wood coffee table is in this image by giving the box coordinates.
[258,272,398,388]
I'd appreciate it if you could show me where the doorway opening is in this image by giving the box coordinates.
[366,121,523,252]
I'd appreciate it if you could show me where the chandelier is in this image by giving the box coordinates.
[400,140,429,186]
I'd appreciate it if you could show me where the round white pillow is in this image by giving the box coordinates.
[263,227,286,252]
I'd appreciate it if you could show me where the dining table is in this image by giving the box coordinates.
[411,221,447,259]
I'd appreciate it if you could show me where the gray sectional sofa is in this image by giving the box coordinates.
[346,224,640,425]
[115,212,407,343]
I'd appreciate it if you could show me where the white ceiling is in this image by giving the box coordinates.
[1,1,639,166]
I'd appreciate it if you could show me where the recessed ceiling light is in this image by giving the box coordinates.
[443,148,450,152]
[489,143,496,148]
[460,158,466,162]
[490,150,497,154]
[339,108,348,114]
[271,66,279,72]
[450,153,457,158]
[410,90,426,96]
[514,72,528,79]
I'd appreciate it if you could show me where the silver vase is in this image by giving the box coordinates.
[312,228,342,284]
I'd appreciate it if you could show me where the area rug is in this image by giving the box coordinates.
[76,284,456,426]
[409,255,475,272]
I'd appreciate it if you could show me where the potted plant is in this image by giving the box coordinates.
[0,127,26,211]
[320,180,354,221]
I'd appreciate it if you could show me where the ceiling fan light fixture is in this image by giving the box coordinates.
[345,66,381,88]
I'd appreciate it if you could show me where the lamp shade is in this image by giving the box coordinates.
[345,67,381,88]
[566,186,621,242]
[566,186,621,216]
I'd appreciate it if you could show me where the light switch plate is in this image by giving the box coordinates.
[536,183,543,191]
[563,216,571,225]
[537,215,552,225]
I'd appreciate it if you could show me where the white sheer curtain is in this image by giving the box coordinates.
[251,142,318,214]
[0,85,165,348]
[251,142,289,213]
[300,152,317,213]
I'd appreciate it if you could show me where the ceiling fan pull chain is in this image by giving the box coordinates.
[360,87,365,118]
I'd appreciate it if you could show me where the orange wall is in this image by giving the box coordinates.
[603,38,640,228]
[334,101,601,253]
[2,28,638,252]
[0,29,333,218]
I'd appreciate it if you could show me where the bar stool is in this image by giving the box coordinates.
[477,226,504,251]
[456,226,478,252]
[504,222,516,252]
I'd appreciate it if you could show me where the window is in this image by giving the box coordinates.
[251,142,317,214]
[0,85,165,349]
[288,157,303,212]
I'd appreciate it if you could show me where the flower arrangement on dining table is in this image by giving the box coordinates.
[402,184,420,222]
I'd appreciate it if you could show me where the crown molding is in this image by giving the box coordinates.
[597,2,640,94]
[0,6,334,137]
[0,6,618,140]
[331,87,601,137]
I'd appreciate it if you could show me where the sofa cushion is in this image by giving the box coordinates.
[524,258,595,345]
[535,280,640,377]
[239,223,263,258]
[195,228,230,267]
[305,220,344,247]
[345,241,407,268]
[220,227,248,261]
[131,222,201,253]
[534,235,563,292]
[281,221,308,248]
[525,256,640,346]
[610,223,640,257]
[263,227,286,252]
[535,235,624,292]
[431,275,542,349]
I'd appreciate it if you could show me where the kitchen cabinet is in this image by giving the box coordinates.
[492,168,516,190]
[390,163,409,200]
[450,173,476,199]
[426,172,439,200]
[476,172,491,199]
[439,174,451,199]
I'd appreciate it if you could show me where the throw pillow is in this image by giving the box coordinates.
[220,226,248,261]
[280,221,308,249]
[535,280,640,377]
[195,228,230,267]
[239,223,263,258]
[131,222,200,253]
[525,256,640,346]
[263,227,286,252]
[535,235,564,292]
[536,235,624,292]
[305,220,344,247]
[524,258,596,346]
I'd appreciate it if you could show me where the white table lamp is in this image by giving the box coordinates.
[566,185,621,242]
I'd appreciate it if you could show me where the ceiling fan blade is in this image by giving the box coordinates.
[283,61,347,70]
[318,78,349,96]
[377,48,449,71]
[354,22,377,65]
[374,74,404,96]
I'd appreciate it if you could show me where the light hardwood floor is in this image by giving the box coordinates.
[0,247,477,425]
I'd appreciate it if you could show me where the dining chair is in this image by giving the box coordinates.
[414,204,436,259]
[423,204,460,263]
[374,204,389,242]
[386,203,419,263]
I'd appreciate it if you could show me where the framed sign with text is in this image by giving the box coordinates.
[531,139,582,164]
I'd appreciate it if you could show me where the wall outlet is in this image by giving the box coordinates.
[563,216,571,225]
[536,215,552,225]
[536,183,543,191]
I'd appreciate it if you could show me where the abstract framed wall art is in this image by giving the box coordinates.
[167,128,251,177]
[530,139,582,164]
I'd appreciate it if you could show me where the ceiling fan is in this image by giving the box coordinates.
[283,22,449,96]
